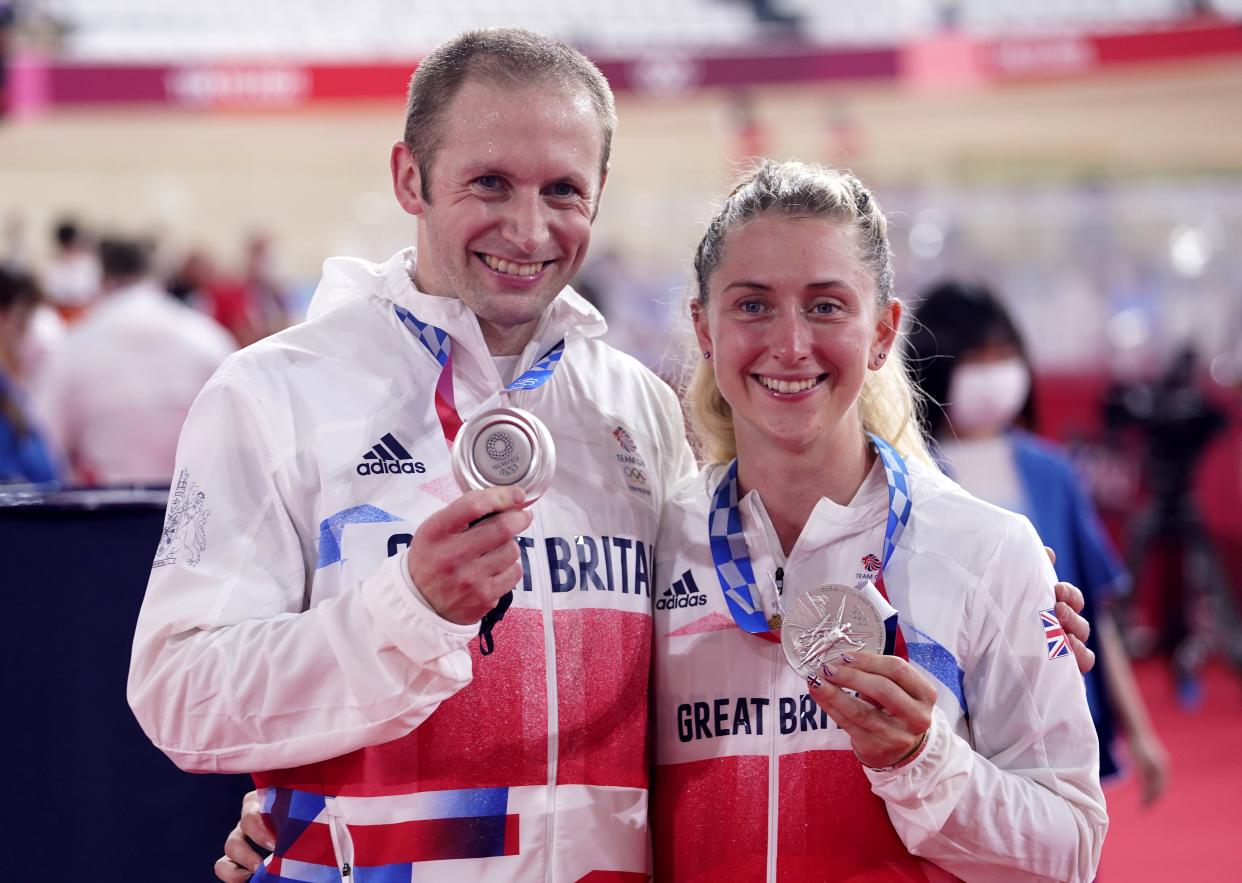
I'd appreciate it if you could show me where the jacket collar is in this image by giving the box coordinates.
[311,248,608,366]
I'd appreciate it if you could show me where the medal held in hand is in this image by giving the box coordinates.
[708,434,912,667]
[394,302,566,655]
[780,583,888,680]
[451,406,556,502]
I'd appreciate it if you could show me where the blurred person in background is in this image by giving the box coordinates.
[0,266,58,484]
[39,217,101,321]
[1103,344,1242,703]
[167,242,286,347]
[0,213,68,387]
[35,235,234,485]
[907,279,1168,806]
[242,230,294,330]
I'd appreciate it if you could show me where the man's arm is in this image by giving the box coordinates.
[127,373,520,773]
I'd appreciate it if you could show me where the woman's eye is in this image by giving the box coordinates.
[739,300,764,314]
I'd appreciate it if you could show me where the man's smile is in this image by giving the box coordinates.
[478,252,553,278]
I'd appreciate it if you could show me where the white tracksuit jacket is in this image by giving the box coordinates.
[652,460,1107,883]
[128,249,696,883]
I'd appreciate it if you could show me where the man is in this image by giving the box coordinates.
[128,28,695,882]
[130,28,1094,883]
[36,237,234,484]
[39,218,101,319]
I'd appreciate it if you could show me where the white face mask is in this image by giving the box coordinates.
[946,357,1030,436]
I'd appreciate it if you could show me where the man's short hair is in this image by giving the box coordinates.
[403,28,616,200]
[98,237,150,280]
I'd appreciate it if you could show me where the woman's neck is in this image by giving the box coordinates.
[735,426,875,557]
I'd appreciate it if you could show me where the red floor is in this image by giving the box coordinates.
[1099,658,1242,881]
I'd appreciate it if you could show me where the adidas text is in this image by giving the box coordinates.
[656,594,706,610]
[357,460,426,476]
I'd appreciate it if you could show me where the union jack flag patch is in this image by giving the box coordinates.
[1041,608,1071,660]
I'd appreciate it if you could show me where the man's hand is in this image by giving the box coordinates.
[407,486,532,624]
[1055,580,1096,674]
[1045,546,1095,674]
[214,790,271,882]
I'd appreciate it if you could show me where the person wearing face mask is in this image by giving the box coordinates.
[907,280,1168,809]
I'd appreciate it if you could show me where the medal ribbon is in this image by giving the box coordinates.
[708,433,912,657]
[394,304,566,655]
[395,304,565,444]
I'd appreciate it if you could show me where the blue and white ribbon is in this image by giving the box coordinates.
[709,433,912,637]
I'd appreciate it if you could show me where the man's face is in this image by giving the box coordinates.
[396,76,607,354]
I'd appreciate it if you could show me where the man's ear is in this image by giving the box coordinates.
[590,165,610,222]
[391,141,425,217]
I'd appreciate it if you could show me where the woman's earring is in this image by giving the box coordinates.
[872,352,887,369]
[703,351,711,359]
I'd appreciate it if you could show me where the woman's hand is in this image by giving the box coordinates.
[808,652,938,770]
[213,790,273,882]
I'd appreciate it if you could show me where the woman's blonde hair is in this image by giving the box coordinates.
[684,159,931,466]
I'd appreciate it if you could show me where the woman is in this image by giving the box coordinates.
[907,279,1167,806]
[0,267,58,485]
[651,161,1106,881]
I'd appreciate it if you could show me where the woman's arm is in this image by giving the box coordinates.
[814,517,1107,882]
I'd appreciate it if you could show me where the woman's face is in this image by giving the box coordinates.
[694,213,898,457]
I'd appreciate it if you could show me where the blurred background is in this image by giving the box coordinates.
[1,1,1240,879]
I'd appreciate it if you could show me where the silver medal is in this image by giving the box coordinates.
[780,583,887,679]
[451,406,556,502]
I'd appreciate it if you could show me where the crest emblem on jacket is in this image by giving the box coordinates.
[613,425,650,497]
[153,469,211,568]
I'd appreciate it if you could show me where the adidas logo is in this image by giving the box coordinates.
[356,433,427,477]
[656,569,707,610]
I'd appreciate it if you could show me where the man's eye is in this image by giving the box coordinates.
[811,302,839,315]
[475,176,501,189]
[549,182,580,199]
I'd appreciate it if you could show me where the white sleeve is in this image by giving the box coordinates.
[126,371,478,774]
[865,517,1108,882]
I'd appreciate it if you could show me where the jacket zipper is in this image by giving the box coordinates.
[766,635,781,882]
[537,501,560,883]
[766,567,784,882]
[512,380,561,883]
[325,797,355,880]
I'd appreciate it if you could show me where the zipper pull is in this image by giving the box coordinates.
[775,567,784,596]
[342,862,351,878]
